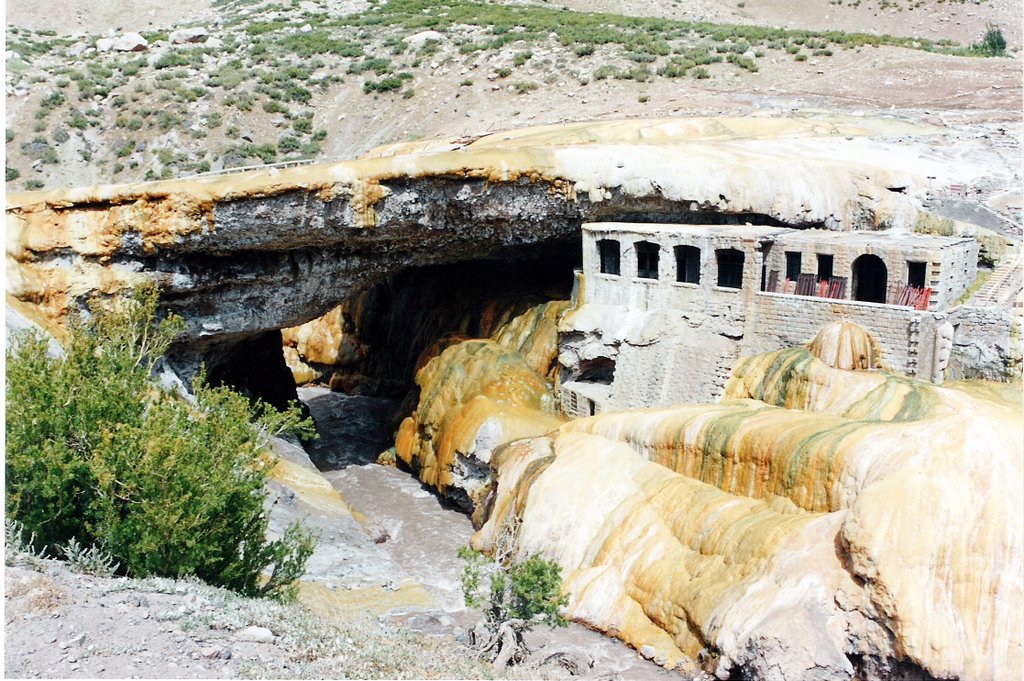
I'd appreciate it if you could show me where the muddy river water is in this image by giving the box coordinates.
[297,386,684,680]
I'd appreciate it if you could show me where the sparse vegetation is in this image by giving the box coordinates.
[973,24,1006,56]
[0,0,1009,187]
[6,287,316,601]
[460,546,569,667]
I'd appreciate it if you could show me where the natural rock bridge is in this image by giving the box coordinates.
[7,116,956,372]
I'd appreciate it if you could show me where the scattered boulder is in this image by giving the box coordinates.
[112,33,148,52]
[204,36,224,49]
[403,30,446,50]
[299,23,313,33]
[170,27,209,45]
[95,37,115,52]
[234,626,275,644]
[59,633,86,650]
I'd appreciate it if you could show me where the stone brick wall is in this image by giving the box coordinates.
[561,224,1009,412]
[763,230,978,311]
[747,293,942,377]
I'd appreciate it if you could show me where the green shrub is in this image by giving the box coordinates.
[278,135,300,153]
[459,546,568,629]
[363,76,405,93]
[973,24,1006,56]
[279,31,363,57]
[154,51,192,69]
[726,53,758,72]
[348,57,392,75]
[237,142,279,163]
[5,287,316,600]
[6,166,20,182]
[512,50,532,66]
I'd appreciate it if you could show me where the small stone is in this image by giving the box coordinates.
[299,24,312,33]
[200,646,231,660]
[60,633,86,649]
[234,626,275,644]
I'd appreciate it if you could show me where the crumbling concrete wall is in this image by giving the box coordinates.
[946,305,1022,381]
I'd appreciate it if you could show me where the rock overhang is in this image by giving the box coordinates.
[5,114,974,349]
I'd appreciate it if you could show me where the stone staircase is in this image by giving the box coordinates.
[968,254,1024,309]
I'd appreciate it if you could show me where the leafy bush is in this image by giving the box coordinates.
[459,547,568,629]
[512,50,532,66]
[6,166,20,182]
[6,287,316,600]
[363,76,407,93]
[459,546,568,666]
[974,24,1006,56]
[59,537,120,576]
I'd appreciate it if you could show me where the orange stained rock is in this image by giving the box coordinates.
[474,430,865,670]
[477,339,1021,680]
[395,337,563,497]
[394,301,569,501]
[282,346,321,385]
[807,320,882,370]
[281,304,365,371]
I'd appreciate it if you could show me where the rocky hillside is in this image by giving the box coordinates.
[5,0,1020,191]
[5,559,493,679]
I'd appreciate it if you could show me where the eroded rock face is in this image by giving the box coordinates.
[471,342,1022,681]
[395,301,568,511]
[6,115,963,367]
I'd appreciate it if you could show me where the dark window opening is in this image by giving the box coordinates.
[597,239,620,275]
[852,254,888,303]
[675,245,701,284]
[578,357,615,385]
[785,251,802,281]
[817,254,834,282]
[588,400,596,416]
[716,248,745,289]
[636,241,660,279]
[907,261,927,288]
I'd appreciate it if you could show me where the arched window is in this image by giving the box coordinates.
[597,239,620,275]
[716,248,745,289]
[675,245,701,284]
[635,241,660,279]
[852,254,888,303]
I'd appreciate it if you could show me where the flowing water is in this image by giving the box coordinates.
[297,386,686,680]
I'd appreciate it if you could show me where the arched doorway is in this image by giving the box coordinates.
[852,254,887,303]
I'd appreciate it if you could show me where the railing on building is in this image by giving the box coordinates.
[182,158,315,180]
[764,270,930,310]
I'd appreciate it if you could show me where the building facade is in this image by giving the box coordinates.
[558,222,1006,417]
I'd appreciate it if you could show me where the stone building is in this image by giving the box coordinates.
[558,222,1011,417]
